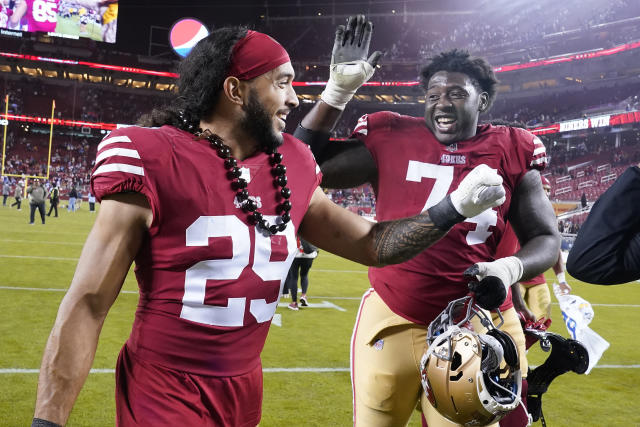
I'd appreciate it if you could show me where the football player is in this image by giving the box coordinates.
[9,0,60,33]
[295,15,560,427]
[31,27,507,427]
[72,0,117,42]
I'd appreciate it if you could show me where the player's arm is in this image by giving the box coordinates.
[9,0,26,26]
[33,192,151,426]
[510,169,561,278]
[566,165,640,284]
[300,164,506,266]
[294,15,381,188]
[465,169,560,310]
[552,249,571,294]
[511,283,536,322]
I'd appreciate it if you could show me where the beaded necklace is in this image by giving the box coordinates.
[189,126,291,235]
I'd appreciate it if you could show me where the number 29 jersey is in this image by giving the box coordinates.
[91,125,321,376]
[352,111,547,325]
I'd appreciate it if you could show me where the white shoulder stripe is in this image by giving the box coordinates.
[316,164,321,175]
[532,146,546,156]
[98,135,132,152]
[96,148,140,164]
[93,163,144,177]
[530,157,548,166]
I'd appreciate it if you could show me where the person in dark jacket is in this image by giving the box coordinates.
[47,182,60,217]
[567,165,640,284]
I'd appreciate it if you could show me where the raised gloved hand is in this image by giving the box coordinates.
[320,15,383,110]
[450,164,506,219]
[464,256,524,310]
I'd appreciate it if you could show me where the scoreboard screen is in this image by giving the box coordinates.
[0,0,118,43]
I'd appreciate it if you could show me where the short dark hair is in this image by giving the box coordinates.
[138,26,249,128]
[419,49,499,110]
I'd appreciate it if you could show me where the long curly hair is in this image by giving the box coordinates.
[419,49,499,110]
[137,26,248,129]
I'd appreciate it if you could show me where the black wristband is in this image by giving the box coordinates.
[32,419,62,427]
[293,124,331,155]
[427,194,466,231]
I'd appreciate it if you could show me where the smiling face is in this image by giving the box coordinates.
[424,71,488,145]
[241,62,299,151]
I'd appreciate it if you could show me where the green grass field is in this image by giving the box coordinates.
[56,15,102,42]
[1,203,639,426]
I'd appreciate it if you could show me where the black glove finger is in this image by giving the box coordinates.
[367,50,384,68]
[354,14,365,46]
[332,25,346,58]
[463,264,480,279]
[345,15,357,46]
[360,20,373,54]
[468,276,506,311]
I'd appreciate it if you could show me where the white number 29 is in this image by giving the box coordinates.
[180,215,296,327]
[405,161,497,245]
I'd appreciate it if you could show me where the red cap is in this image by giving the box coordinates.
[228,30,290,81]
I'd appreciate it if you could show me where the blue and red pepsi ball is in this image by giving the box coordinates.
[169,18,209,58]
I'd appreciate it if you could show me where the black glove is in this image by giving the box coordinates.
[464,266,507,311]
[321,15,384,110]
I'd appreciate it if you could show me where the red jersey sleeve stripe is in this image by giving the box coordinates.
[97,135,132,151]
[532,146,546,156]
[353,115,369,135]
[93,163,145,177]
[530,156,548,166]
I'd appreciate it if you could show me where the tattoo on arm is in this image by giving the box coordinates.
[372,212,446,265]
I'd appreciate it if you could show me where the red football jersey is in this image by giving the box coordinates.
[91,125,321,376]
[352,112,547,324]
[25,0,59,33]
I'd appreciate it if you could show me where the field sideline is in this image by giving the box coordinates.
[1,203,639,426]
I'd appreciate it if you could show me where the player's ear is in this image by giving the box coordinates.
[223,76,245,106]
[478,92,489,113]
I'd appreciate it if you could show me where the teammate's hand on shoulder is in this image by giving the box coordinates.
[321,14,383,110]
[464,256,523,310]
[450,164,506,219]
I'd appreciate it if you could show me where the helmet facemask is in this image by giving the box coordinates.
[420,296,522,426]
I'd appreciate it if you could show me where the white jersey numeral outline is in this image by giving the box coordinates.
[180,215,296,327]
[405,160,497,245]
[32,0,58,23]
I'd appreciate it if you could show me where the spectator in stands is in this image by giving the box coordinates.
[47,182,59,217]
[68,186,78,212]
[580,192,587,209]
[2,178,9,206]
[567,165,640,284]
[11,181,23,210]
[27,179,46,225]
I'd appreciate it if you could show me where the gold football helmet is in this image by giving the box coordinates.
[420,296,522,426]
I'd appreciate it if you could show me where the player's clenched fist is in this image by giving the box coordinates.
[450,164,506,219]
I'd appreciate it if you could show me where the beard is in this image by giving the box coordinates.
[240,89,283,152]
